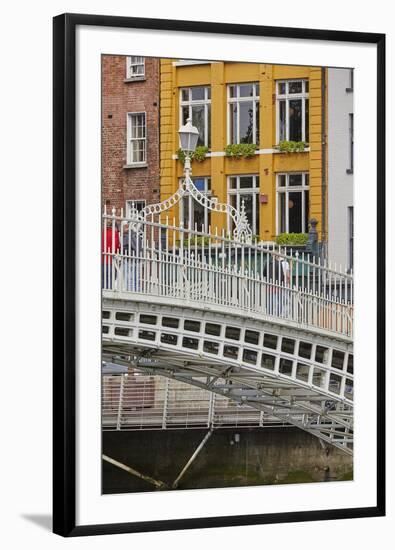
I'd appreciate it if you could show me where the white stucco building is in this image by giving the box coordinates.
[327,68,354,271]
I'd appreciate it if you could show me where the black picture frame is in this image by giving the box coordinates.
[53,13,386,537]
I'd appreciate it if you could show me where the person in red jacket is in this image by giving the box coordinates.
[102,223,120,289]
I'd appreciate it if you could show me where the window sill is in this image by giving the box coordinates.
[123,163,148,169]
[124,76,146,83]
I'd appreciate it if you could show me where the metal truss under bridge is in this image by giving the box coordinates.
[101,197,354,455]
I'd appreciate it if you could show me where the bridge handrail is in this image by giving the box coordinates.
[102,210,354,337]
[103,212,353,277]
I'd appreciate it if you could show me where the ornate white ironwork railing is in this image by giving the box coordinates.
[102,209,353,338]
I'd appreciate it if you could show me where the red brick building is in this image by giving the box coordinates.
[102,55,160,214]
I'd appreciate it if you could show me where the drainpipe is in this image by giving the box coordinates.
[321,67,327,259]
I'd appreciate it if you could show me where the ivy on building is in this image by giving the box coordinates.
[225,143,258,159]
[177,146,209,163]
[277,141,307,153]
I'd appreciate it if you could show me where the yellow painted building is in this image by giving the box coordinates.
[160,59,326,242]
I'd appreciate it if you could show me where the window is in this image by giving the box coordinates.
[227,175,260,235]
[125,199,146,217]
[228,83,260,145]
[180,87,211,147]
[127,113,146,164]
[348,206,354,271]
[180,177,211,231]
[276,80,309,143]
[346,69,354,92]
[126,56,145,79]
[276,173,309,234]
[347,113,354,174]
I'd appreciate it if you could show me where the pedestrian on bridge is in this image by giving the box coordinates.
[264,251,291,317]
[102,221,120,290]
[121,221,140,292]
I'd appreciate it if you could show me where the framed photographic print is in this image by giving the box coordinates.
[53,13,385,536]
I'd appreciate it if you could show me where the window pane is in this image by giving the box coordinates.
[281,337,295,354]
[279,358,293,376]
[255,101,260,145]
[299,341,312,359]
[288,192,302,232]
[240,194,253,232]
[278,82,286,95]
[332,350,345,370]
[132,141,144,162]
[224,345,238,359]
[230,195,237,229]
[305,99,309,142]
[229,177,237,189]
[315,345,329,363]
[194,178,205,191]
[347,354,354,374]
[256,194,260,234]
[304,80,309,93]
[304,191,309,232]
[289,99,302,141]
[279,193,286,233]
[225,326,241,340]
[206,87,211,100]
[229,85,237,98]
[278,174,286,187]
[289,174,302,186]
[182,106,189,125]
[207,104,211,148]
[289,81,302,94]
[181,89,189,102]
[239,83,254,97]
[192,105,205,146]
[264,334,277,349]
[262,354,275,370]
[239,101,254,143]
[279,100,286,141]
[239,176,253,189]
[182,197,189,228]
[191,87,205,101]
[230,104,237,144]
[193,201,205,231]
[255,83,260,96]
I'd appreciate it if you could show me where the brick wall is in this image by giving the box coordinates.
[102,55,160,213]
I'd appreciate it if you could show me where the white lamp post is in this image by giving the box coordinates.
[131,117,251,243]
[178,118,199,182]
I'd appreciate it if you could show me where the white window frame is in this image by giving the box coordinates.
[276,172,310,235]
[179,87,211,148]
[227,83,260,145]
[227,174,260,235]
[126,112,147,165]
[126,56,145,79]
[276,80,309,143]
[125,199,147,217]
[179,177,211,231]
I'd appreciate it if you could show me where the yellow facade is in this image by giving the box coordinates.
[160,59,325,241]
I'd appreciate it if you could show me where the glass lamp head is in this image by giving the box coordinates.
[178,118,199,154]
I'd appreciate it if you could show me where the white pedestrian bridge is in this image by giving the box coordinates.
[102,205,353,455]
